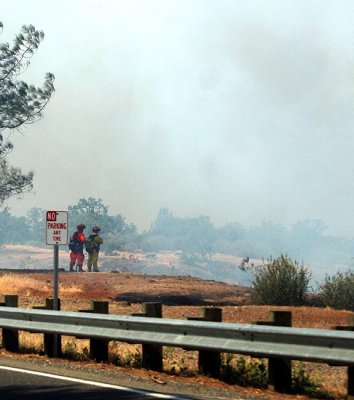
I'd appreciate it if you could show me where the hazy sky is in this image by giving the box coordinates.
[2,0,354,236]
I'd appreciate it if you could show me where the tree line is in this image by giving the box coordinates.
[1,200,353,270]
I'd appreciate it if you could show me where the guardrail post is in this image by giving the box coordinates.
[90,301,109,362]
[335,315,354,400]
[34,298,62,357]
[79,301,109,362]
[141,302,163,371]
[200,307,222,377]
[255,310,292,393]
[188,307,222,377]
[1,295,19,352]
[349,367,354,400]
[33,298,62,358]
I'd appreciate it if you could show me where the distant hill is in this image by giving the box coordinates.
[0,244,254,286]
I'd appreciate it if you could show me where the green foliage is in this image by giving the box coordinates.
[2,198,354,287]
[250,255,311,306]
[26,207,45,243]
[63,341,89,361]
[68,197,137,239]
[147,212,348,269]
[0,23,55,131]
[64,197,139,252]
[149,207,215,253]
[0,22,54,204]
[68,197,109,230]
[0,159,33,205]
[104,230,142,254]
[291,364,319,396]
[220,355,267,387]
[220,356,320,396]
[163,347,189,374]
[111,349,142,368]
[318,269,354,311]
[0,207,30,243]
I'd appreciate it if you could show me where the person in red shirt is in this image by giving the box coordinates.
[69,224,86,272]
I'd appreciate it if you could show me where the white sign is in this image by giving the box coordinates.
[46,210,68,245]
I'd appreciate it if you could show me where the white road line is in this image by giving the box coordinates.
[0,365,190,399]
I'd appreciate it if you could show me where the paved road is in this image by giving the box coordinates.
[0,365,190,400]
[0,356,257,400]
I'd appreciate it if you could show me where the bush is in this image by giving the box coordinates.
[291,364,319,396]
[318,269,354,311]
[220,355,267,387]
[250,255,311,306]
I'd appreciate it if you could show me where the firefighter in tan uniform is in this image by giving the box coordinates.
[86,226,103,272]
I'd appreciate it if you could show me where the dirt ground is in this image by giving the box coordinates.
[0,271,352,399]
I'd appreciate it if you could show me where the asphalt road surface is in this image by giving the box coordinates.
[0,365,190,400]
[0,356,256,400]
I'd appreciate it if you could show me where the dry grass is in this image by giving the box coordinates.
[0,275,52,297]
[0,264,352,399]
[0,274,83,297]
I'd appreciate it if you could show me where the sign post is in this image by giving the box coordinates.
[53,244,59,311]
[46,210,68,311]
[46,210,68,358]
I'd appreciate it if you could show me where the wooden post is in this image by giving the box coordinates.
[198,307,222,377]
[2,295,19,352]
[44,298,62,357]
[141,302,163,371]
[348,313,354,400]
[32,298,63,357]
[335,313,354,400]
[89,301,109,362]
[255,310,292,393]
[348,366,354,400]
[267,311,292,393]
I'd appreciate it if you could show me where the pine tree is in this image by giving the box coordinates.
[0,22,55,203]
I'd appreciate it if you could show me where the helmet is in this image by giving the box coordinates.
[93,226,101,233]
[76,224,86,230]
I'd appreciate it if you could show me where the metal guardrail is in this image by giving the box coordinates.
[0,306,353,366]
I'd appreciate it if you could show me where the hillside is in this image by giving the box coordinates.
[0,271,351,399]
[0,245,352,399]
[0,270,353,399]
[0,244,254,285]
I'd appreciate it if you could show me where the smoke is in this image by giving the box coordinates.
[3,0,354,239]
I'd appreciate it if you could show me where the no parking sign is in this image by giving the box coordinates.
[46,210,68,245]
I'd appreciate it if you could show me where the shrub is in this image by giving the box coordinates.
[110,349,142,368]
[318,269,354,311]
[63,340,89,361]
[291,364,319,396]
[220,354,267,387]
[250,255,311,306]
